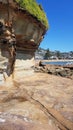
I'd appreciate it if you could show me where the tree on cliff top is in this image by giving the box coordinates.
[15,0,49,29]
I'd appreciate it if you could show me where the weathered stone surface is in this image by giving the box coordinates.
[0,0,47,75]
[0,1,73,130]
[0,114,56,130]
[0,67,73,130]
[35,62,73,79]
[0,19,16,76]
[0,1,45,53]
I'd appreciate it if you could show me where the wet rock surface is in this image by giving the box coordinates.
[0,69,73,130]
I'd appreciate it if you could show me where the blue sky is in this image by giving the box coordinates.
[36,0,73,52]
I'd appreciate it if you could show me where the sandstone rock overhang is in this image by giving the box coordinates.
[15,0,49,29]
[0,0,49,53]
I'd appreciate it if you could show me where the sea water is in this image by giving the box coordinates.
[44,61,73,66]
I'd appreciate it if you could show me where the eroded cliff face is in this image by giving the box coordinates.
[0,0,46,76]
[0,0,46,53]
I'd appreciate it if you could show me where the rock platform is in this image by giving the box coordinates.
[0,64,73,130]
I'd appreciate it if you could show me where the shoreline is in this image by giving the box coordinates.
[38,59,73,62]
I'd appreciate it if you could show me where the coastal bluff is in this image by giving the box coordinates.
[0,0,48,76]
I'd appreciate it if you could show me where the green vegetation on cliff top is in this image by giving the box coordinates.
[15,0,49,29]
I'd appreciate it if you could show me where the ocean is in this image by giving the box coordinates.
[43,60,73,66]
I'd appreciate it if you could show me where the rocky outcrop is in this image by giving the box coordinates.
[0,71,73,130]
[0,0,48,76]
[35,62,73,79]
[0,0,47,53]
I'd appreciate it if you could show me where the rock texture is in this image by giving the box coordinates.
[1,1,73,130]
[35,61,73,79]
[0,0,46,55]
[0,70,73,130]
[0,0,48,75]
